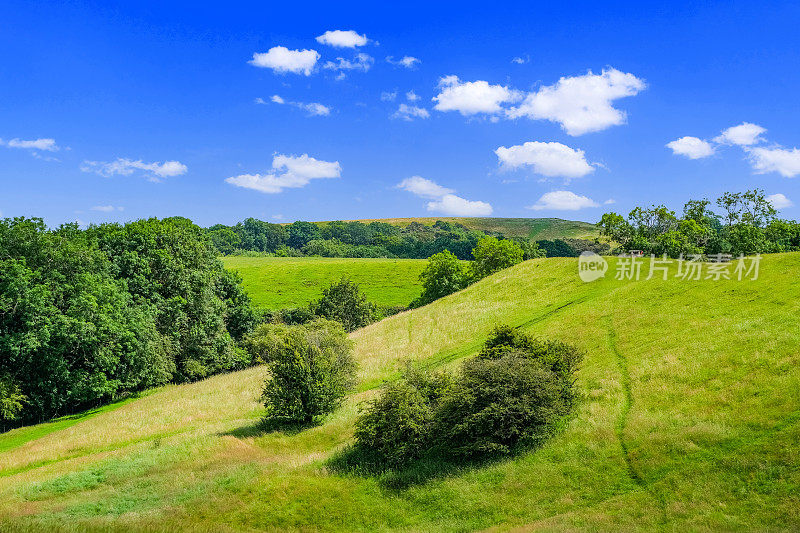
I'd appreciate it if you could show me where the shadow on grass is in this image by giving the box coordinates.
[221,418,320,439]
[327,441,543,490]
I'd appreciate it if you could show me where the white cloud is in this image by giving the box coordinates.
[397,176,454,198]
[249,46,319,76]
[507,68,646,136]
[264,94,331,116]
[433,76,521,116]
[511,56,529,64]
[604,198,616,205]
[746,146,800,178]
[528,190,600,211]
[427,194,493,216]
[406,90,419,102]
[2,137,60,151]
[766,193,793,209]
[81,158,187,181]
[398,176,492,216]
[315,30,368,48]
[392,104,430,121]
[666,136,715,159]
[226,153,341,194]
[381,91,397,102]
[91,205,124,212]
[386,56,420,68]
[324,53,373,74]
[714,122,766,146]
[495,141,595,180]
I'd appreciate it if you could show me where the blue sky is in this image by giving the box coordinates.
[1,0,799,227]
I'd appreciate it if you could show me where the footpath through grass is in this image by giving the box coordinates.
[222,256,427,310]
[1,253,798,531]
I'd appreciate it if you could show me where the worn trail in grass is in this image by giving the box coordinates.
[2,254,799,531]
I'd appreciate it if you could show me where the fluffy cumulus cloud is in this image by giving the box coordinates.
[1,137,60,151]
[392,104,430,121]
[81,158,187,181]
[260,95,330,116]
[666,136,716,159]
[406,90,419,102]
[528,190,600,211]
[714,122,766,146]
[766,193,793,209]
[507,68,646,135]
[397,176,454,198]
[669,121,800,178]
[226,153,341,194]
[380,91,397,101]
[398,175,492,216]
[433,76,521,116]
[249,46,320,75]
[427,194,493,216]
[746,146,800,178]
[495,141,595,180]
[315,30,368,48]
[386,56,420,68]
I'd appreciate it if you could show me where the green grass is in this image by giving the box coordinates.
[0,394,149,454]
[340,216,599,240]
[222,256,427,310]
[1,253,798,531]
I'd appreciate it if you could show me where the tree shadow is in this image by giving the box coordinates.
[327,443,532,490]
[221,418,319,439]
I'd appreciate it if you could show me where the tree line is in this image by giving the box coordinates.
[205,218,604,259]
[599,189,800,257]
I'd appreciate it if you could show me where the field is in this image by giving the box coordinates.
[1,253,799,531]
[339,217,600,240]
[222,256,427,310]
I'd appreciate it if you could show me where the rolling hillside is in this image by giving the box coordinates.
[222,257,427,309]
[338,217,600,240]
[1,254,798,531]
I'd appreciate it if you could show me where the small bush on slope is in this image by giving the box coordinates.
[354,366,453,467]
[255,319,357,424]
[470,237,524,280]
[412,250,468,307]
[349,325,582,468]
[309,277,377,332]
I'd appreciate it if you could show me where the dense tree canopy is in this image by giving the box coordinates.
[0,217,256,423]
[599,189,799,257]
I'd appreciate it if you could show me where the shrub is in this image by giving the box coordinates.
[514,238,547,260]
[413,250,468,307]
[309,277,377,332]
[433,352,568,456]
[257,319,356,424]
[470,237,524,280]
[352,325,582,465]
[354,367,451,467]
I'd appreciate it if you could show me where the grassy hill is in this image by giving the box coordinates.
[1,253,798,531]
[340,217,599,240]
[222,257,427,309]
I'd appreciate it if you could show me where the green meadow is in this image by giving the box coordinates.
[1,253,798,531]
[222,256,428,310]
